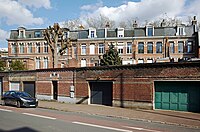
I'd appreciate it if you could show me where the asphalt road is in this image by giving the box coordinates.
[0,105,199,132]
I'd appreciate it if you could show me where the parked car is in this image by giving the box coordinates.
[1,91,38,108]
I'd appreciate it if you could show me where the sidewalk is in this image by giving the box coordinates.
[38,100,200,128]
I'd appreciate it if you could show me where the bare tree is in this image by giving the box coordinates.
[62,19,82,30]
[43,23,74,68]
[86,14,115,29]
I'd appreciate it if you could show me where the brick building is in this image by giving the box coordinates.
[6,17,200,69]
[0,62,200,112]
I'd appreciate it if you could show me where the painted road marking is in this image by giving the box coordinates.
[124,126,162,132]
[0,108,12,112]
[73,121,132,132]
[23,113,56,120]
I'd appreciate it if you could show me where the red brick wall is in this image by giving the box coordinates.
[36,82,51,95]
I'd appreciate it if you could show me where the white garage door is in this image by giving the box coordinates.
[10,82,20,91]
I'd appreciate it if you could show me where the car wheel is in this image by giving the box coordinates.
[16,101,21,108]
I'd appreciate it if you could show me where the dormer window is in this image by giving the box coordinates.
[18,28,26,38]
[35,31,41,38]
[88,28,97,38]
[117,28,124,37]
[146,26,154,36]
[176,26,186,36]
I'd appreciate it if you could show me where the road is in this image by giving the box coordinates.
[0,105,199,132]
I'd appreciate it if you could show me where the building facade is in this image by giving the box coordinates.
[6,17,200,69]
[1,62,200,112]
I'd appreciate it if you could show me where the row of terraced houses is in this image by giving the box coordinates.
[4,16,200,70]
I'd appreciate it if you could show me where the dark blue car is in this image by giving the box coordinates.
[1,91,38,108]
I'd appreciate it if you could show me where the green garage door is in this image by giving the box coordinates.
[155,81,200,112]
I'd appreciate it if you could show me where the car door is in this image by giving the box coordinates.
[9,92,17,105]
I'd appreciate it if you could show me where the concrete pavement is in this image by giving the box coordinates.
[38,100,200,129]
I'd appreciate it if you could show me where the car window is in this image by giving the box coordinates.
[17,92,32,98]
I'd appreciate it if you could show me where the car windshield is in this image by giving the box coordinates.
[16,92,32,98]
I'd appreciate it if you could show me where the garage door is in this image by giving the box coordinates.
[89,81,113,106]
[10,82,20,91]
[23,82,35,97]
[155,81,200,112]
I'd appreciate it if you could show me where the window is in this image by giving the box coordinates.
[35,31,41,38]
[138,59,144,64]
[146,26,154,36]
[64,48,68,55]
[90,44,95,54]
[81,44,86,55]
[19,43,24,53]
[81,59,86,67]
[170,42,174,53]
[43,58,48,69]
[99,43,105,54]
[117,28,124,37]
[36,43,40,53]
[11,43,17,54]
[178,41,184,53]
[176,26,185,36]
[127,42,132,54]
[156,42,162,53]
[44,43,48,53]
[187,41,193,53]
[28,34,31,38]
[147,59,153,63]
[73,45,77,59]
[91,31,95,38]
[27,43,32,53]
[36,58,40,69]
[20,31,23,38]
[61,62,65,68]
[118,45,123,54]
[138,42,144,53]
[147,42,153,53]
[64,32,68,38]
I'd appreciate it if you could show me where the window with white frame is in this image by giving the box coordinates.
[147,42,153,53]
[187,41,193,53]
[61,62,65,68]
[138,42,144,53]
[99,43,105,54]
[90,44,95,54]
[64,48,68,55]
[19,43,24,53]
[36,43,40,53]
[170,42,175,53]
[176,26,185,36]
[36,58,40,69]
[178,41,184,53]
[81,44,86,55]
[81,59,86,67]
[118,45,123,54]
[126,42,132,54]
[117,28,124,37]
[146,26,154,36]
[147,59,153,63]
[138,59,144,64]
[156,42,162,53]
[27,43,32,53]
[88,28,97,38]
[43,57,48,69]
[11,43,17,54]
[44,43,48,53]
[35,31,41,38]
